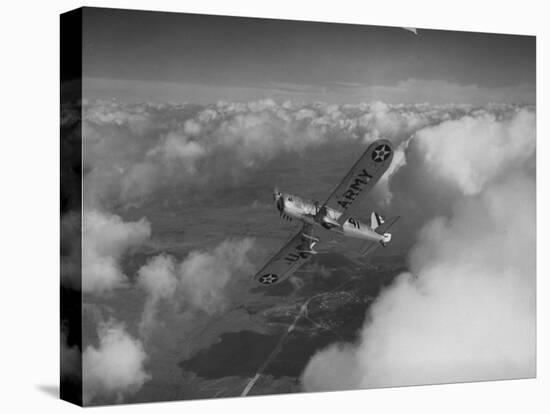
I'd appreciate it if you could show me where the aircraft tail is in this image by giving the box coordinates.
[370,212,385,231]
[361,215,400,256]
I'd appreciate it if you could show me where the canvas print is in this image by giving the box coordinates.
[60,7,536,406]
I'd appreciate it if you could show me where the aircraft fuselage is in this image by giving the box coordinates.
[274,192,386,244]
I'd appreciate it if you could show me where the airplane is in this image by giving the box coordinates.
[253,139,399,286]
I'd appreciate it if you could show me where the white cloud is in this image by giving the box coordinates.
[83,319,150,404]
[83,99,524,209]
[136,238,255,335]
[77,96,535,397]
[138,254,178,302]
[83,210,151,293]
[137,254,178,337]
[302,103,536,392]
[416,108,535,195]
[119,161,160,203]
[377,138,410,204]
[178,238,255,314]
[374,105,536,236]
[303,174,535,390]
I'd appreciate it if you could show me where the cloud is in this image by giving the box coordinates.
[376,137,411,205]
[82,98,531,210]
[83,319,150,404]
[77,95,535,397]
[415,108,535,195]
[136,238,255,336]
[136,254,178,337]
[374,106,536,245]
[83,210,151,293]
[178,238,256,313]
[301,105,536,391]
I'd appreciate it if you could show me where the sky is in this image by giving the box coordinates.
[82,7,535,104]
[66,6,537,404]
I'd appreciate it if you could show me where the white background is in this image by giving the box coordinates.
[0,0,547,412]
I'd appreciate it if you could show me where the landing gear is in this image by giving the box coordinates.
[313,201,327,222]
[299,230,320,255]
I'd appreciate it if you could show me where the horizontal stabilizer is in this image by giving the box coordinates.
[361,216,400,256]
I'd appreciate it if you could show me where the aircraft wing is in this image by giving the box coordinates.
[253,223,318,286]
[320,139,394,225]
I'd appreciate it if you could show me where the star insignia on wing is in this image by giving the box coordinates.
[259,273,279,285]
[372,144,392,162]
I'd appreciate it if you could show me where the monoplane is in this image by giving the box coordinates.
[254,139,399,286]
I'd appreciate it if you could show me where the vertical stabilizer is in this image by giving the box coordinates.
[370,212,385,230]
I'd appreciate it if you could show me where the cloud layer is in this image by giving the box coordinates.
[302,105,536,390]
[414,109,535,195]
[83,319,150,404]
[75,97,535,400]
[83,210,151,293]
[81,98,532,210]
[137,238,255,337]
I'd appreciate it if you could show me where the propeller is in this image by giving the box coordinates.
[274,188,284,216]
[273,188,292,221]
